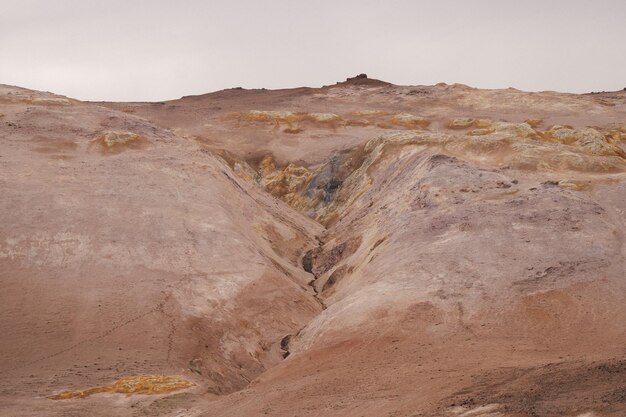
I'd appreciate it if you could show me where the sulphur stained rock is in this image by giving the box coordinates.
[308,113,341,122]
[100,131,140,147]
[233,111,345,135]
[255,155,312,204]
[351,110,389,117]
[465,121,537,138]
[448,117,475,129]
[488,121,537,138]
[258,155,278,178]
[283,126,304,134]
[547,126,626,157]
[251,149,366,218]
[31,97,72,106]
[243,110,295,123]
[50,375,194,400]
[390,112,430,128]
[233,161,258,182]
[468,128,495,136]
[94,131,146,153]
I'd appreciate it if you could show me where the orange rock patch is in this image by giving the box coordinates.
[93,131,147,154]
[49,375,194,400]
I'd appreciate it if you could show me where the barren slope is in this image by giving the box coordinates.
[1,78,625,417]
[0,85,323,416]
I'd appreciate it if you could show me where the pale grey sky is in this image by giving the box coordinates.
[1,0,624,101]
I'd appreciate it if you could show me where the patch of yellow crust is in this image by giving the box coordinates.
[31,97,73,106]
[49,375,194,400]
[350,110,390,117]
[390,113,431,128]
[525,118,543,128]
[557,180,591,191]
[233,111,341,125]
[448,118,494,130]
[447,117,475,129]
[283,127,304,134]
[99,131,140,147]
[230,111,343,132]
[93,131,147,154]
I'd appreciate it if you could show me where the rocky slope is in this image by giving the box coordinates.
[1,77,625,416]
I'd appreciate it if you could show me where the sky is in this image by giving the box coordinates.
[1,0,625,101]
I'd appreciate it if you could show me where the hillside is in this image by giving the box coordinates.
[1,77,625,416]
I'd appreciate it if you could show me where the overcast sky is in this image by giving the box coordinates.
[1,0,625,101]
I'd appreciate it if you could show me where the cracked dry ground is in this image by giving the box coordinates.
[0,78,625,417]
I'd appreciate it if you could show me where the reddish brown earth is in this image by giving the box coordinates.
[1,77,625,416]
